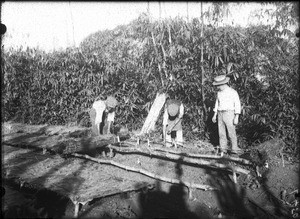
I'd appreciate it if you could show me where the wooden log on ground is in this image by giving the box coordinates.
[108,145,250,175]
[149,145,251,165]
[71,153,216,191]
[110,144,252,165]
[122,139,251,165]
[139,93,166,135]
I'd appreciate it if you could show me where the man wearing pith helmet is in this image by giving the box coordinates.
[163,98,184,148]
[212,75,243,155]
[90,95,118,136]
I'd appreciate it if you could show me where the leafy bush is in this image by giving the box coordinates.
[2,13,299,156]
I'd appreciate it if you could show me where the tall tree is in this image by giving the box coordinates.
[200,2,206,120]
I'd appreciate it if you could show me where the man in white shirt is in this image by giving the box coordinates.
[89,96,118,136]
[212,75,243,155]
[163,99,184,148]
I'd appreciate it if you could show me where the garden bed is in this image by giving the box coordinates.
[2,122,299,218]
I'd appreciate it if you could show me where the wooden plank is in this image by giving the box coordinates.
[139,93,166,135]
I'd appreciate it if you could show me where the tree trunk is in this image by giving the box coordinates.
[151,31,164,87]
[200,2,207,121]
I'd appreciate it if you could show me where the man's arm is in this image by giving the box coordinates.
[163,107,168,141]
[233,91,241,125]
[212,94,219,123]
[94,101,106,135]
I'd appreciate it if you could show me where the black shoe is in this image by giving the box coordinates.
[219,149,228,156]
[231,149,244,155]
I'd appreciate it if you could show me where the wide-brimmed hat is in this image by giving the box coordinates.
[212,75,230,86]
[106,96,118,108]
[168,103,180,117]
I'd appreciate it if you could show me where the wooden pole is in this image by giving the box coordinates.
[108,145,250,175]
[71,153,216,191]
[121,139,251,165]
[144,145,251,165]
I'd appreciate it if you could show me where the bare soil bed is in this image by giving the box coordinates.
[2,122,299,219]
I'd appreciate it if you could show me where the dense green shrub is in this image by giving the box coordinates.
[2,14,299,156]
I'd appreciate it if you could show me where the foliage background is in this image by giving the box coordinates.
[2,4,299,157]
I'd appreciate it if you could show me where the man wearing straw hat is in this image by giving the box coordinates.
[212,75,243,155]
[90,96,118,136]
[163,99,184,148]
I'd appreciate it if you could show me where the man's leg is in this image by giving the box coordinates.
[218,112,228,153]
[89,108,99,136]
[166,132,172,147]
[223,111,241,153]
[176,129,183,146]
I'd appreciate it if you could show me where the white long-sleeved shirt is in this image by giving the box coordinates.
[213,86,241,114]
[92,100,115,125]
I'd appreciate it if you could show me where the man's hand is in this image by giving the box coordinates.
[212,114,217,123]
[166,125,171,135]
[167,118,181,135]
[233,115,239,125]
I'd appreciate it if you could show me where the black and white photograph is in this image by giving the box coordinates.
[1,2,299,218]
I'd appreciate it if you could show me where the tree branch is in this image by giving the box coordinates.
[71,153,216,191]
[108,145,250,175]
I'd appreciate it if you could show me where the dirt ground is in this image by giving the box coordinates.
[2,122,299,219]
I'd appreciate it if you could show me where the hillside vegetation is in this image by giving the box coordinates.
[2,12,299,157]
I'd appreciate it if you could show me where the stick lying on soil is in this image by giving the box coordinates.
[71,153,216,191]
[132,144,251,165]
[121,140,250,163]
[108,145,250,175]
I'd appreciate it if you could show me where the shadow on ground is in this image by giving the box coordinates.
[126,160,213,219]
[3,123,296,219]
[205,167,293,219]
[2,126,89,218]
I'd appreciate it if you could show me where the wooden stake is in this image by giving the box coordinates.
[233,172,237,184]
[74,201,79,218]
